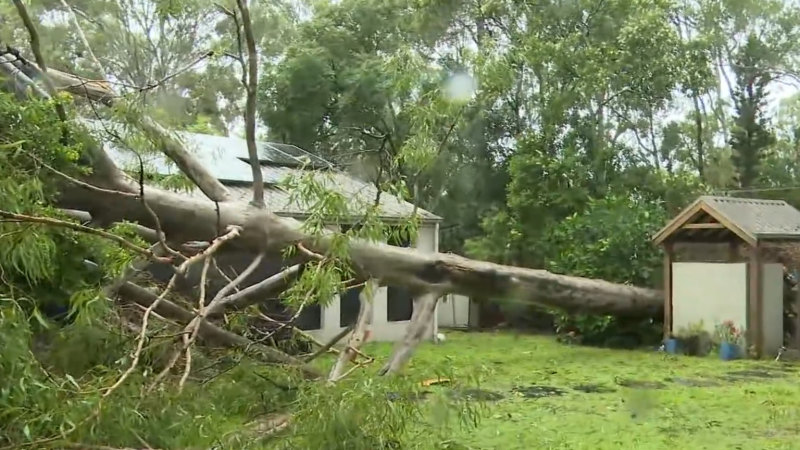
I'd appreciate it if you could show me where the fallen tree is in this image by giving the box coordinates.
[15,62,663,316]
[0,11,662,379]
[0,2,666,448]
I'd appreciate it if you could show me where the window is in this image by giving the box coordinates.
[386,226,414,322]
[295,304,322,330]
[260,298,322,331]
[339,223,364,326]
[339,285,362,327]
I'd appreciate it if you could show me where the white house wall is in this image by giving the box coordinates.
[438,294,471,328]
[672,262,748,342]
[762,263,784,356]
[307,223,440,343]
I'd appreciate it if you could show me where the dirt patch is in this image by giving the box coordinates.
[614,378,667,389]
[573,384,616,394]
[752,364,797,373]
[448,388,505,402]
[726,369,785,379]
[664,377,723,387]
[511,385,566,398]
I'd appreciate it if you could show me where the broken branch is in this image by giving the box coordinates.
[328,279,378,381]
[104,226,240,398]
[0,210,172,264]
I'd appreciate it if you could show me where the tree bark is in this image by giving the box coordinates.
[328,279,377,381]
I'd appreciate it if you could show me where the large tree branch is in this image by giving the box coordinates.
[379,293,438,375]
[58,175,662,317]
[7,54,662,329]
[5,50,231,202]
[328,279,378,381]
[207,263,303,316]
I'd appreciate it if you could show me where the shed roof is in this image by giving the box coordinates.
[652,195,800,246]
[84,120,442,222]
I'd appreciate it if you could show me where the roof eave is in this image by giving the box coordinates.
[755,233,800,241]
[651,198,704,245]
[651,197,758,247]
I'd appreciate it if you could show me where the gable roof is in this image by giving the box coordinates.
[652,195,800,246]
[83,120,442,222]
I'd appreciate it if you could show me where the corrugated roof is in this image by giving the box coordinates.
[652,195,800,245]
[699,195,800,238]
[84,120,441,221]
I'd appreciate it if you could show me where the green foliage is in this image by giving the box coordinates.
[0,294,305,448]
[729,34,776,188]
[542,196,667,285]
[279,356,485,449]
[540,195,668,346]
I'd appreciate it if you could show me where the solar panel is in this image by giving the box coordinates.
[260,142,333,169]
[81,119,337,181]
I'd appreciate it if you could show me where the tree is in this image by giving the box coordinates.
[729,34,776,188]
[1,0,664,378]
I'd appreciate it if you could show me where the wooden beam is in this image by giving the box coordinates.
[748,244,764,358]
[663,242,674,340]
[728,240,739,262]
[795,286,800,350]
[682,223,725,229]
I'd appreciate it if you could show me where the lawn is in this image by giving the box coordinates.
[359,331,800,450]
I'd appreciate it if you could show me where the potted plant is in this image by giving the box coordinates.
[715,321,744,361]
[674,321,710,356]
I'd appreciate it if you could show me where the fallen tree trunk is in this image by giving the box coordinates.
[9,51,664,318]
[58,170,663,317]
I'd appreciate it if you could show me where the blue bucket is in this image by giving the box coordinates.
[665,338,680,354]
[720,342,740,361]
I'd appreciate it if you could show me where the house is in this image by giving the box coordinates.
[652,195,800,357]
[91,121,460,342]
[437,294,479,329]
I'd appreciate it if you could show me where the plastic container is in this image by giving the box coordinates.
[720,342,740,361]
[665,338,680,354]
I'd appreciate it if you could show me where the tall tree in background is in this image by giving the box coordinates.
[729,34,775,188]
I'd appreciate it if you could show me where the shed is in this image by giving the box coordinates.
[88,120,447,343]
[652,195,800,357]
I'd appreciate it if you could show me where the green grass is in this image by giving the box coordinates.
[358,331,800,450]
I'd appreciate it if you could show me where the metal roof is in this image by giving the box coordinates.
[83,120,441,222]
[700,196,800,238]
[652,195,800,245]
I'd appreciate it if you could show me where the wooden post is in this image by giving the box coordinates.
[795,284,800,350]
[663,242,674,340]
[748,243,764,358]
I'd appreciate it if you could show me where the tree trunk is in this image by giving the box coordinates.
[58,172,662,317]
[11,55,665,318]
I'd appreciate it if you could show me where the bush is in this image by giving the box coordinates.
[541,195,667,346]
